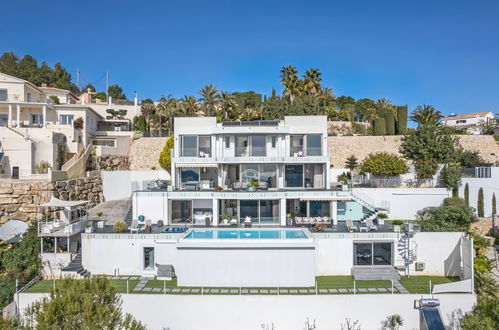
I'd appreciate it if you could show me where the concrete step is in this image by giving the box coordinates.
[351,267,401,281]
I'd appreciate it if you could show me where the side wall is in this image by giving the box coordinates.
[460,167,499,217]
[102,170,171,201]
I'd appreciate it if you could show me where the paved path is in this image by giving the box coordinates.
[86,198,131,225]
[392,280,409,294]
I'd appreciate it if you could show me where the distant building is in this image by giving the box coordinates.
[442,111,495,135]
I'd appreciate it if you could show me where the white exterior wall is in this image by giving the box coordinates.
[460,167,499,217]
[18,293,476,330]
[355,188,450,219]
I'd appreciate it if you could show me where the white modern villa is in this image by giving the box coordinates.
[0,72,133,179]
[442,111,495,134]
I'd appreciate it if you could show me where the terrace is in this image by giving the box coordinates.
[23,276,459,295]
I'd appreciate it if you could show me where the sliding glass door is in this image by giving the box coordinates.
[239,200,279,225]
[285,165,303,188]
[353,242,393,266]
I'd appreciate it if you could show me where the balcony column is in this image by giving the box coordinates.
[42,105,47,128]
[7,104,12,127]
[280,198,287,226]
[331,201,338,225]
[212,199,219,226]
[16,104,21,127]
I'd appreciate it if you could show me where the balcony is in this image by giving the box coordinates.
[38,220,85,237]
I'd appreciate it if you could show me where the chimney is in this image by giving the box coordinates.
[108,96,112,106]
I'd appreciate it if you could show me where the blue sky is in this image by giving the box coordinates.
[1,0,498,116]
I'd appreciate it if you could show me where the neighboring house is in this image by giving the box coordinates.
[0,72,132,179]
[442,111,495,134]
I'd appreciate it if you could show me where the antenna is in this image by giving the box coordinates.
[106,70,109,97]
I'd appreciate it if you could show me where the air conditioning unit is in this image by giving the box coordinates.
[415,262,425,271]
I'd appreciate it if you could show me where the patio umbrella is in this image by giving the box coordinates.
[0,220,29,243]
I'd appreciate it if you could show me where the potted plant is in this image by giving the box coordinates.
[391,220,404,232]
[113,221,128,233]
[215,186,223,192]
[247,180,259,192]
[220,214,230,225]
[84,222,94,233]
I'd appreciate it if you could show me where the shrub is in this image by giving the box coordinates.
[478,188,484,217]
[492,193,496,215]
[360,152,408,177]
[395,105,408,135]
[132,115,147,132]
[373,118,386,136]
[73,117,84,130]
[113,221,128,233]
[377,213,388,219]
[34,161,51,174]
[460,297,499,329]
[440,163,462,197]
[48,95,60,104]
[417,197,477,231]
[414,159,438,180]
[383,111,396,135]
[458,150,490,168]
[158,135,174,170]
[464,183,469,206]
[391,220,404,226]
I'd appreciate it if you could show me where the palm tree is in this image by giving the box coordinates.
[179,95,198,116]
[319,87,335,107]
[156,94,176,131]
[375,98,393,114]
[198,85,220,116]
[410,104,443,128]
[157,96,179,135]
[280,65,302,102]
[303,68,322,95]
[239,107,257,121]
[219,91,238,121]
[140,103,156,132]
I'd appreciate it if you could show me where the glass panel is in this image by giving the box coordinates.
[259,200,279,224]
[285,165,303,187]
[60,115,74,125]
[224,136,230,148]
[251,135,266,156]
[144,247,154,269]
[373,243,392,265]
[181,136,197,156]
[241,165,259,185]
[171,200,192,223]
[310,201,330,217]
[271,136,277,148]
[240,200,258,223]
[0,114,8,127]
[199,136,211,156]
[235,136,249,157]
[290,135,304,156]
[286,200,307,217]
[0,89,7,101]
[307,134,322,156]
[354,243,372,266]
[260,164,276,188]
[181,168,199,183]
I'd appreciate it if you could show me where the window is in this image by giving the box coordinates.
[59,114,74,125]
[171,200,192,223]
[250,135,266,156]
[235,136,249,157]
[271,136,277,148]
[181,136,197,156]
[92,139,116,147]
[306,134,322,156]
[310,201,330,217]
[240,164,276,188]
[239,200,279,225]
[199,136,211,156]
[354,242,392,266]
[285,164,304,187]
[0,114,8,127]
[456,120,467,124]
[224,136,230,149]
[290,135,304,156]
[180,168,200,183]
[0,89,7,101]
[27,93,32,102]
[31,114,43,126]
[143,247,154,269]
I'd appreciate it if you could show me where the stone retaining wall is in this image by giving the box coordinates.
[88,155,130,171]
[128,137,168,170]
[0,175,103,224]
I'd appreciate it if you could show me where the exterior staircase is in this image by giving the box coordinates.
[124,201,133,221]
[351,267,401,281]
[61,251,90,279]
[6,127,37,142]
[351,189,390,213]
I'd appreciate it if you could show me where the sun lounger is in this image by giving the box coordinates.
[128,219,141,234]
[346,219,358,232]
[366,219,378,231]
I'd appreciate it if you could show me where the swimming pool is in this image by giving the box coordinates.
[184,229,308,239]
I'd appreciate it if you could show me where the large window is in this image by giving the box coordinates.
[0,89,7,101]
[310,201,330,217]
[290,135,304,156]
[181,136,198,156]
[0,114,8,127]
[285,165,303,188]
[180,168,200,183]
[354,242,393,266]
[235,136,249,157]
[235,135,266,157]
[240,200,279,225]
[199,136,211,156]
[251,135,266,156]
[171,200,192,223]
[307,134,322,156]
[240,164,276,188]
[59,114,74,125]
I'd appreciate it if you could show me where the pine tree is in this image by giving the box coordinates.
[464,183,469,207]
[477,188,484,217]
[492,193,497,215]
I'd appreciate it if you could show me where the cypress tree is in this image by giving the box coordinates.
[373,118,386,136]
[477,188,484,217]
[464,183,469,206]
[396,105,408,135]
[384,111,396,135]
[493,193,497,215]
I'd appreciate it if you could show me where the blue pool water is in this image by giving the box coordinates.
[184,229,307,239]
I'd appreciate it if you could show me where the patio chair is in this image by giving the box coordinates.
[244,217,252,227]
[366,219,378,231]
[294,217,302,226]
[233,182,242,191]
[346,219,358,232]
[205,217,211,227]
[322,216,331,225]
[128,219,141,234]
[258,182,268,190]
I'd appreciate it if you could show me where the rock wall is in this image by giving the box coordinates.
[87,155,130,171]
[329,135,499,168]
[128,137,168,170]
[328,121,370,136]
[0,175,103,224]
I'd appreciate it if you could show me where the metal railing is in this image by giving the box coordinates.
[461,167,491,178]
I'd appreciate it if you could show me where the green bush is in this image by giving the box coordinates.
[396,105,408,135]
[158,135,174,170]
[460,297,499,329]
[414,159,438,180]
[373,118,386,136]
[377,213,388,219]
[113,222,128,233]
[492,193,496,215]
[417,197,477,231]
[391,220,404,226]
[360,152,408,176]
[383,111,396,135]
[464,183,469,207]
[478,188,484,217]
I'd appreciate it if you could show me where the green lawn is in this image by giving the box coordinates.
[24,279,140,294]
[399,276,459,294]
[316,276,392,289]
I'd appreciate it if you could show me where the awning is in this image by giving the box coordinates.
[40,196,89,208]
[176,164,218,168]
[300,197,353,201]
